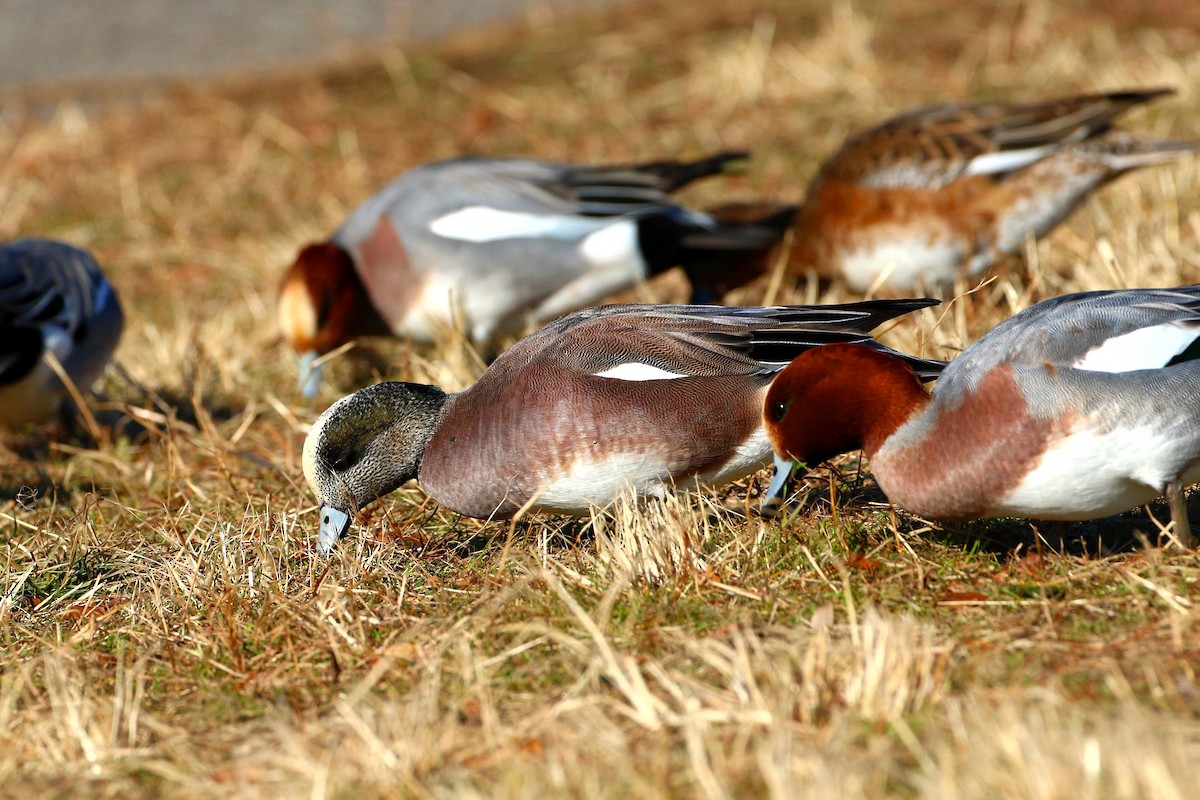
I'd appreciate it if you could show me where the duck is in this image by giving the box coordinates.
[789,89,1198,293]
[301,299,943,553]
[278,152,796,396]
[0,238,124,425]
[763,285,1200,548]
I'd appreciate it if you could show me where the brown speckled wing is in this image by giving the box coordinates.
[820,89,1173,188]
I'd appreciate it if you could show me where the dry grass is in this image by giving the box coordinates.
[2,0,1200,796]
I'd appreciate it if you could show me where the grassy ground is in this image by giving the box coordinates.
[3,0,1200,796]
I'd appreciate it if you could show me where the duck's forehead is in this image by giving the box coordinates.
[278,271,318,349]
[301,416,324,495]
[301,394,354,495]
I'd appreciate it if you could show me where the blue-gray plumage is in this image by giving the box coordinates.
[0,239,124,424]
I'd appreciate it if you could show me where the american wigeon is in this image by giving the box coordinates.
[789,89,1197,292]
[278,153,796,395]
[0,239,123,425]
[302,299,943,552]
[764,285,1200,548]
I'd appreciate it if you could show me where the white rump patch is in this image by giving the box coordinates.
[429,206,598,243]
[593,362,690,381]
[1072,322,1200,373]
[964,146,1056,177]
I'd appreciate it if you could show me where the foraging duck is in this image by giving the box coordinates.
[763,286,1200,548]
[302,299,943,552]
[790,89,1198,292]
[0,239,124,425]
[279,153,796,395]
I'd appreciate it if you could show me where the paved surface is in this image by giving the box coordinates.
[0,0,625,88]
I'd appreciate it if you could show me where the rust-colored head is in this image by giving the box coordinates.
[278,242,383,354]
[763,343,929,467]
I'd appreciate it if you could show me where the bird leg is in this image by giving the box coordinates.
[1164,481,1196,550]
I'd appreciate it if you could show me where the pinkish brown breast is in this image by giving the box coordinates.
[870,364,1061,520]
[355,216,428,332]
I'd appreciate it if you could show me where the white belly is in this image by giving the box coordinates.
[840,234,967,293]
[531,426,773,512]
[533,449,674,512]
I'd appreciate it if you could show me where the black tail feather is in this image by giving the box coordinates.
[636,203,799,303]
[627,151,749,192]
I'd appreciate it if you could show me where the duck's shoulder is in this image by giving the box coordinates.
[936,287,1200,398]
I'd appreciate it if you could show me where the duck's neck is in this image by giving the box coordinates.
[768,344,932,471]
[846,360,932,461]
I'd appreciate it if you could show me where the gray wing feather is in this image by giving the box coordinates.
[509,300,943,379]
[937,286,1200,396]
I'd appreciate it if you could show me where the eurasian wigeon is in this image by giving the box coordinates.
[278,153,796,395]
[790,89,1197,293]
[763,286,1200,548]
[302,299,942,552]
[0,239,123,425]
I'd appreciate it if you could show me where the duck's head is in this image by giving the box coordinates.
[761,343,927,504]
[278,242,375,396]
[302,381,449,553]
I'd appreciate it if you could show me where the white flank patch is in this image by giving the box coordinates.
[40,326,74,364]
[579,219,639,267]
[964,145,1055,177]
[0,326,75,424]
[593,362,690,381]
[526,220,646,323]
[536,450,673,511]
[428,206,599,243]
[841,235,965,292]
[1072,322,1200,373]
[698,424,773,487]
[996,421,1190,519]
[534,420,775,513]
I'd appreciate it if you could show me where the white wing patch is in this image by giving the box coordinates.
[1072,322,1200,373]
[964,145,1056,177]
[593,362,690,381]
[428,206,600,242]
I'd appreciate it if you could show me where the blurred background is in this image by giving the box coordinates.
[0,0,626,87]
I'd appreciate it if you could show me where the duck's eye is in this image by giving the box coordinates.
[769,399,790,422]
[327,446,363,474]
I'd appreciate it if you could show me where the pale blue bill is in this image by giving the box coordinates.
[765,453,795,504]
[298,350,324,397]
[318,505,351,554]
